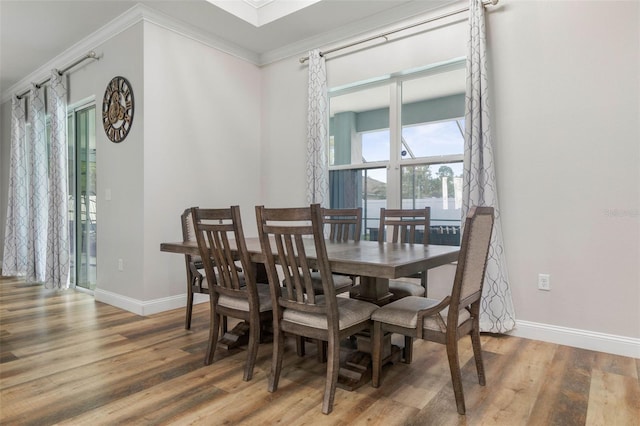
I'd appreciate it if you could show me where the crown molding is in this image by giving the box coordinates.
[1,4,259,104]
[1,0,462,103]
[2,4,142,104]
[139,4,260,64]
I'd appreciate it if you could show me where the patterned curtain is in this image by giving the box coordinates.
[463,0,516,333]
[27,84,49,283]
[2,97,29,276]
[45,70,70,289]
[306,49,329,207]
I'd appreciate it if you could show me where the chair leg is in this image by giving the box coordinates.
[316,339,327,363]
[445,339,466,415]
[243,317,260,382]
[205,310,220,365]
[296,336,306,357]
[371,321,382,388]
[268,326,285,392]
[185,288,194,330]
[322,334,340,414]
[403,336,413,364]
[470,329,486,386]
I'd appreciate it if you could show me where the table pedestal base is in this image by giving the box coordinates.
[337,344,402,391]
[217,320,272,350]
[337,330,401,391]
[217,322,250,350]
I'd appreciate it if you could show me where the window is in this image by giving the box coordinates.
[328,59,465,244]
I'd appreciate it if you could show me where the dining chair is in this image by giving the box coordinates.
[191,206,273,381]
[256,204,378,414]
[376,207,431,301]
[181,208,206,330]
[370,206,495,415]
[303,207,362,361]
[309,207,362,295]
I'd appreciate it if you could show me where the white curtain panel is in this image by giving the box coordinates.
[26,84,49,283]
[463,0,516,333]
[2,97,29,276]
[306,49,329,207]
[45,70,70,289]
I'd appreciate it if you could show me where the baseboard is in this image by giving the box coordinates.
[90,291,639,359]
[509,320,640,359]
[94,288,208,316]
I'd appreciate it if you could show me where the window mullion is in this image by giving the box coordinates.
[387,80,402,209]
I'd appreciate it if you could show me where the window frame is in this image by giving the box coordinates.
[328,57,466,211]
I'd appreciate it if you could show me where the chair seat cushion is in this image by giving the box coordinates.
[309,271,353,293]
[217,283,273,312]
[388,280,425,299]
[371,296,470,332]
[283,297,377,330]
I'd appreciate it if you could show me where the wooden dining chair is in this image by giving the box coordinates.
[309,207,362,295]
[256,204,378,414]
[370,206,495,415]
[322,207,362,242]
[181,208,206,330]
[376,207,431,301]
[191,206,273,381]
[303,207,363,361]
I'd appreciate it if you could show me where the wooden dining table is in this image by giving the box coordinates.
[160,237,460,305]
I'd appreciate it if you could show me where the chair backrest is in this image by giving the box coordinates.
[378,207,430,244]
[181,208,197,243]
[322,207,362,242]
[181,207,203,271]
[256,204,338,324]
[450,206,494,317]
[192,206,257,303]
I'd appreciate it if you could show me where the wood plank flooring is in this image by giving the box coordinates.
[1,276,638,425]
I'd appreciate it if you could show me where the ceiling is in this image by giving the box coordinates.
[0,0,456,99]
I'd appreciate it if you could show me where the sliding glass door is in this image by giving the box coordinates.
[68,104,97,290]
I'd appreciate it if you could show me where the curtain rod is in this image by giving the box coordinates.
[299,0,498,64]
[16,51,99,100]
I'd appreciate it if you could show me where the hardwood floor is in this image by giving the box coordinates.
[1,275,638,425]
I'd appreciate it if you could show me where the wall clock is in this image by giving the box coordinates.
[102,76,134,143]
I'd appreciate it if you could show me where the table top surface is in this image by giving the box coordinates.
[160,237,459,279]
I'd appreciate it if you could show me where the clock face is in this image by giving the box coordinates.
[102,76,134,143]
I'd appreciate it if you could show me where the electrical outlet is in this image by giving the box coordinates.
[118,258,124,271]
[538,273,550,291]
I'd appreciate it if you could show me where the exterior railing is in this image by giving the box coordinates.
[366,225,461,246]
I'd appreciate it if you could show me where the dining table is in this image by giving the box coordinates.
[161,237,459,304]
[160,237,460,389]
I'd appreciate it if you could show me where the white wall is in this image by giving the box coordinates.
[70,24,146,301]
[490,1,639,339]
[261,1,640,344]
[142,22,262,305]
